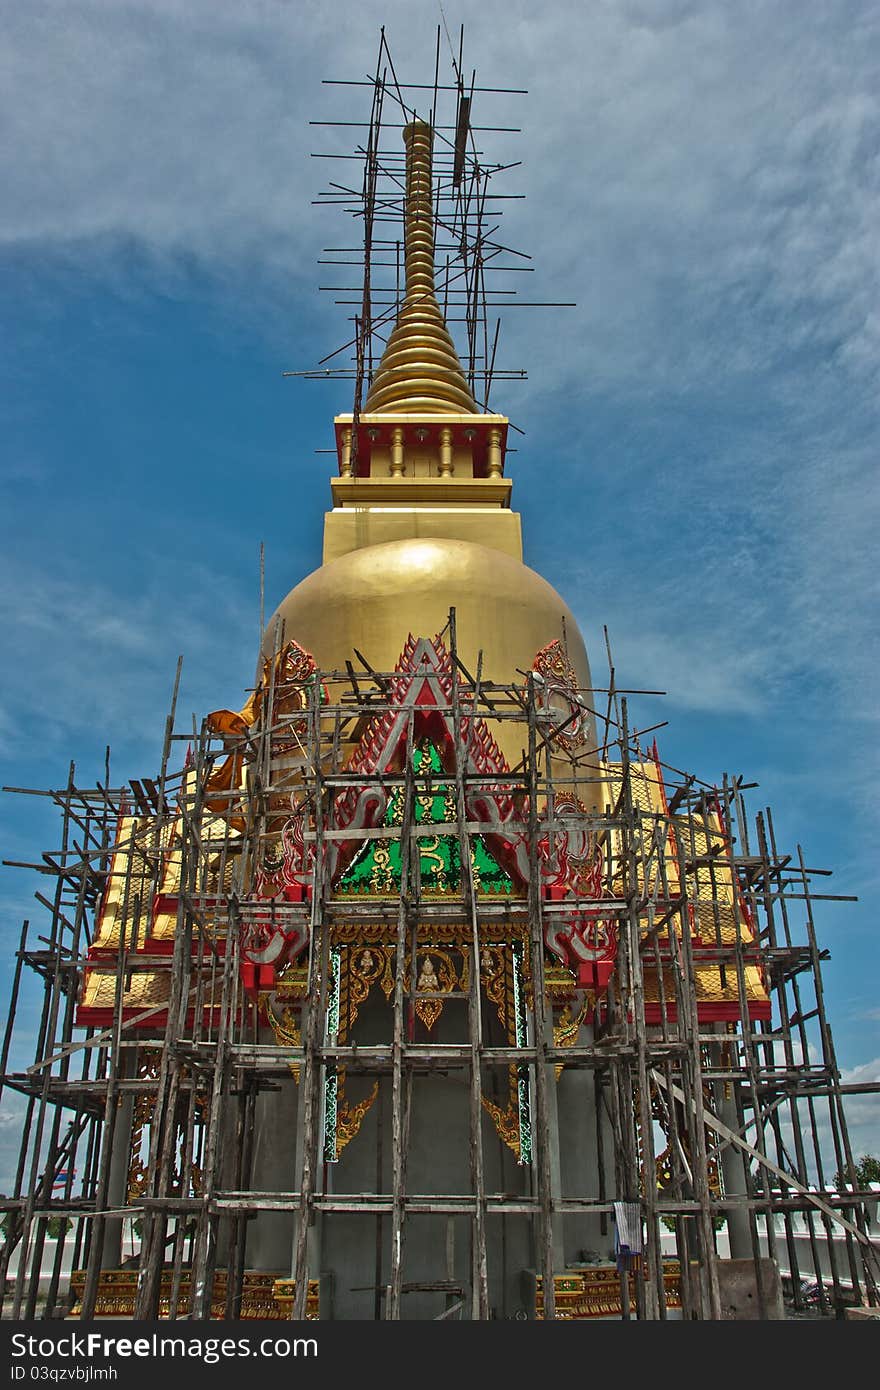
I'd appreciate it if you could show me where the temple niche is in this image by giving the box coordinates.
[1,35,876,1325]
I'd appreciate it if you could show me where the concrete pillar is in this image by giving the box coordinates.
[541,1011,566,1269]
[713,1029,752,1258]
[247,1025,298,1271]
[100,1089,134,1267]
[556,1020,614,1262]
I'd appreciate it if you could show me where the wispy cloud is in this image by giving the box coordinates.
[837,1057,880,1163]
[0,1098,29,1196]
[0,552,256,768]
[3,4,878,389]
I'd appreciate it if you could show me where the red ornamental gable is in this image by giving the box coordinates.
[327,634,617,983]
[331,634,517,880]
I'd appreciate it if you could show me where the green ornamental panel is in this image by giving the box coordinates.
[337,740,513,897]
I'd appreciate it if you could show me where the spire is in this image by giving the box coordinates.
[364,120,478,415]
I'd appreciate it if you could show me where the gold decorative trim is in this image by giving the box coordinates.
[481,1067,522,1159]
[330,476,512,506]
[329,921,528,946]
[68,1269,319,1320]
[552,998,592,1080]
[336,1081,379,1154]
[128,1049,204,1201]
[413,947,459,1031]
[272,1278,321,1320]
[535,1262,682,1319]
[264,992,302,1081]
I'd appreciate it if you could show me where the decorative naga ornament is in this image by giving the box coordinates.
[541,791,618,989]
[202,639,326,985]
[530,640,590,751]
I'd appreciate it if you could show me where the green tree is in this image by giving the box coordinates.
[835,1153,880,1188]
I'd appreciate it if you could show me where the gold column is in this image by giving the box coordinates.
[439,426,454,477]
[390,426,404,477]
[340,428,353,477]
[487,427,503,477]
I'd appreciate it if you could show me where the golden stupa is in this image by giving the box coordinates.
[54,108,789,1329]
[264,119,593,771]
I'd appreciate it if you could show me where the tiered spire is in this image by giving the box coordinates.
[364,120,478,414]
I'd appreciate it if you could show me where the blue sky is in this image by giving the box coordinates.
[1,0,878,1182]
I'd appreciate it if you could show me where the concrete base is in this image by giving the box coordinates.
[716,1258,784,1320]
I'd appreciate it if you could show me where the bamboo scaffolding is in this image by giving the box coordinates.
[0,649,877,1319]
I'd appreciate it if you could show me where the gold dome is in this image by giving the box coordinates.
[263,537,593,771]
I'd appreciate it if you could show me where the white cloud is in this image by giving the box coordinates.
[837,1057,880,1165]
[0,552,255,767]
[0,1099,29,1196]
[2,2,877,391]
[755,1050,880,1186]
[841,1056,880,1091]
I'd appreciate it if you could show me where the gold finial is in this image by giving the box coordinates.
[364,120,478,415]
